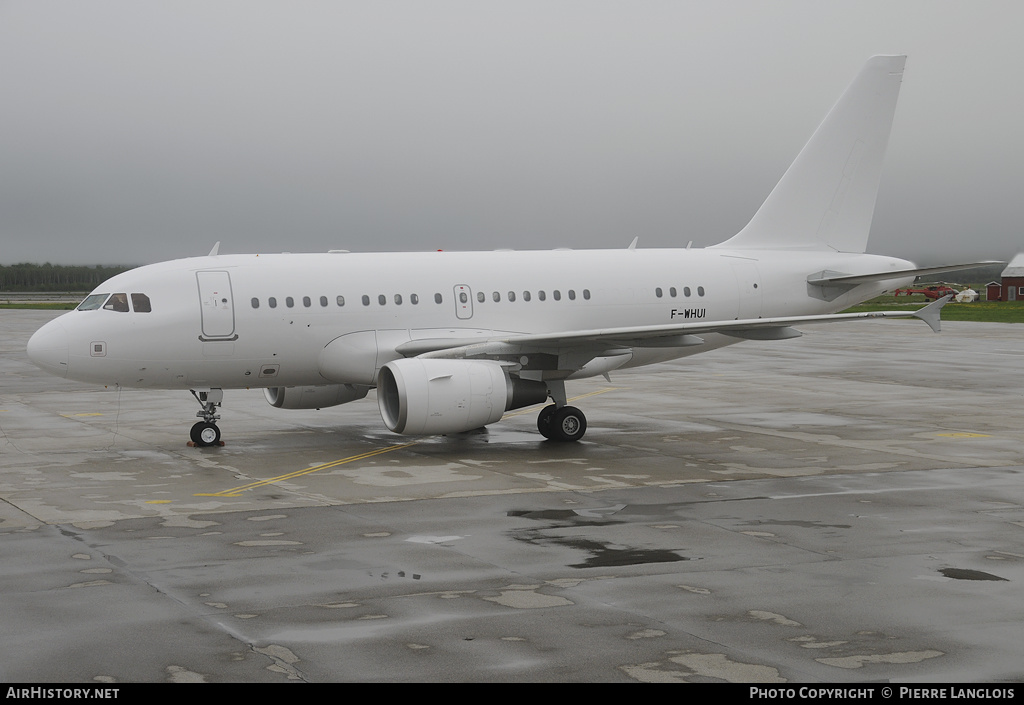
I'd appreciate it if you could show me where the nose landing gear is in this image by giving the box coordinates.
[189,388,224,447]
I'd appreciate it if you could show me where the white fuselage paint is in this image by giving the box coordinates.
[29,247,915,390]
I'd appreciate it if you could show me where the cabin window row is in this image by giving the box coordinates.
[250,294,429,309]
[249,288,599,309]
[471,289,592,303]
[654,286,705,298]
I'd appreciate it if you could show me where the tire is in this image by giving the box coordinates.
[551,406,586,442]
[191,421,221,447]
[537,404,557,439]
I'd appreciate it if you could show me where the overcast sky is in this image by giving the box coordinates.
[1,1,1021,266]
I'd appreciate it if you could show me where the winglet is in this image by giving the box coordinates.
[912,294,952,333]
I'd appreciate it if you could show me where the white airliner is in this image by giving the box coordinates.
[27,56,986,446]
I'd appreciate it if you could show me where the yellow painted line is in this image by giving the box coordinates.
[568,386,624,402]
[935,432,991,438]
[145,500,172,504]
[195,441,419,497]
[503,387,623,419]
[199,387,622,498]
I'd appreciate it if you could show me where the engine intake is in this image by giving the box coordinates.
[377,358,547,435]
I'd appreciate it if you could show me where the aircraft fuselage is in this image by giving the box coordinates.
[28,247,914,390]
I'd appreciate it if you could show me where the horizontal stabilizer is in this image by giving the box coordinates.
[808,261,1001,286]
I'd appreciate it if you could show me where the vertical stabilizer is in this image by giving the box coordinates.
[714,55,906,253]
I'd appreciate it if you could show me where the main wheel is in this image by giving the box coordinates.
[537,404,558,439]
[190,421,221,447]
[550,406,587,442]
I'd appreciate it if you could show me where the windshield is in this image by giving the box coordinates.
[77,293,109,311]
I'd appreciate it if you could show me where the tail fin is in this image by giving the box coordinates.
[714,55,906,253]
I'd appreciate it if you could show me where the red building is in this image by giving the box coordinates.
[989,254,1024,301]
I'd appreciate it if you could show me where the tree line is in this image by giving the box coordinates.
[0,263,138,292]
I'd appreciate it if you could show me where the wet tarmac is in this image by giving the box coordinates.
[2,310,1023,682]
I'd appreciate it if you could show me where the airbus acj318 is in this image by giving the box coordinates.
[27,56,986,446]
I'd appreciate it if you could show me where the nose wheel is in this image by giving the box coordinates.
[190,421,222,447]
[189,388,224,447]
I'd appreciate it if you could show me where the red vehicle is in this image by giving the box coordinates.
[894,285,958,300]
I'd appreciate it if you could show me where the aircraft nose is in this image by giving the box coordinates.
[27,319,70,378]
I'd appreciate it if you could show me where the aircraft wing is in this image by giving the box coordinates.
[397,296,951,366]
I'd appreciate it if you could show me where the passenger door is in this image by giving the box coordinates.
[197,270,237,340]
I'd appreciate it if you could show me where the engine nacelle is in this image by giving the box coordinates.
[265,384,369,410]
[377,358,547,435]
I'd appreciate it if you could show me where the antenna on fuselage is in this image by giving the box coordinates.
[208,241,221,257]
[627,237,639,250]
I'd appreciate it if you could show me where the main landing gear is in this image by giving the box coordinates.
[189,388,224,447]
[536,381,587,442]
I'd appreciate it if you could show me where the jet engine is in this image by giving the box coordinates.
[377,358,548,435]
[264,384,369,410]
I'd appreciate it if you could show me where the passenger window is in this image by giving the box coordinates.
[131,293,152,312]
[683,287,691,297]
[583,289,591,300]
[395,294,402,305]
[655,287,663,298]
[568,290,576,300]
[459,292,468,304]
[286,297,294,308]
[476,291,485,303]
[362,295,370,306]
[698,286,705,296]
[337,296,345,307]
[320,296,328,307]
[492,291,500,302]
[508,291,516,302]
[434,293,443,304]
[523,291,531,301]
[553,290,561,301]
[251,297,260,309]
[378,294,386,305]
[269,297,278,308]
[77,293,109,311]
[104,293,129,312]
[538,291,546,301]
[670,287,677,297]
[411,293,419,305]
[302,296,311,307]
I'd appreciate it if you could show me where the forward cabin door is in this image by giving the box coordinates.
[197,270,237,340]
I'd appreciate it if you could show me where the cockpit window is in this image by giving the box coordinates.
[77,293,110,311]
[103,293,129,312]
[131,293,152,313]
